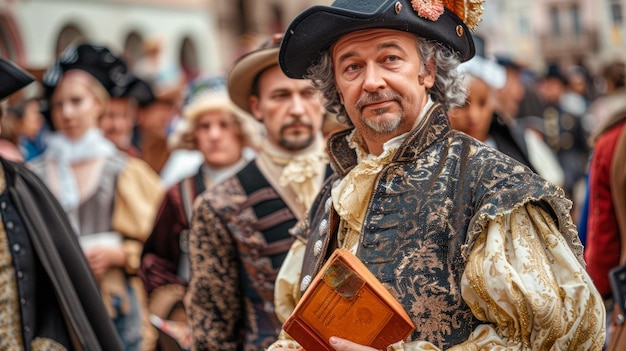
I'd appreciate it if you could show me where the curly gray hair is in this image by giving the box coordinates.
[305,36,467,125]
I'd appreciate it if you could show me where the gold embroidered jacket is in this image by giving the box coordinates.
[296,104,604,350]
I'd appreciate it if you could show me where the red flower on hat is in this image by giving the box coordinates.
[411,0,445,21]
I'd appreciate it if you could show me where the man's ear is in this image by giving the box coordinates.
[419,58,437,89]
[249,96,263,122]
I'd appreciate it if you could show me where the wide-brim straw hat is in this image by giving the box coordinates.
[279,0,484,79]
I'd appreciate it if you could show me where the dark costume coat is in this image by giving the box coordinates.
[299,104,582,349]
[187,160,326,351]
[1,158,122,350]
[139,169,205,295]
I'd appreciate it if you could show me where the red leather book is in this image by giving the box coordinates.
[283,249,415,351]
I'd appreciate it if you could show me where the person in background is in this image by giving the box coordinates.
[270,0,604,349]
[186,35,330,351]
[537,63,590,206]
[0,56,123,350]
[450,44,564,187]
[132,81,204,189]
[7,98,48,161]
[0,99,26,162]
[29,43,164,351]
[576,60,626,248]
[99,76,152,157]
[584,59,626,348]
[139,75,259,351]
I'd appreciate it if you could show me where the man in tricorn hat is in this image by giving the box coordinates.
[270,0,605,350]
[0,57,123,350]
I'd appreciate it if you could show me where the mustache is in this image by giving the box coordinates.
[279,118,313,133]
[355,91,402,110]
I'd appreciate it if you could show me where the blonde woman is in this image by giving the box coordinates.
[29,44,164,351]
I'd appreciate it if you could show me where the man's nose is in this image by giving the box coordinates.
[289,94,306,115]
[363,64,385,92]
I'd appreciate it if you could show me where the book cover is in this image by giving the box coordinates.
[283,249,415,351]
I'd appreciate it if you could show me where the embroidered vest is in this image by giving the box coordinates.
[209,161,297,349]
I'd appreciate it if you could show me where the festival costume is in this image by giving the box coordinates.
[0,158,123,350]
[29,129,163,350]
[0,54,124,351]
[274,103,604,350]
[585,117,626,298]
[187,138,329,351]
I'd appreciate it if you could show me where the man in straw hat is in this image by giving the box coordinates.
[186,36,331,351]
[270,0,605,350]
[0,57,123,350]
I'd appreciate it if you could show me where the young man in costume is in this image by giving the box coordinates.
[186,37,330,351]
[270,0,605,350]
[0,57,123,350]
[139,76,258,350]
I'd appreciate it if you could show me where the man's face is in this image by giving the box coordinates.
[137,100,177,138]
[249,65,324,152]
[449,77,494,142]
[99,98,135,148]
[331,28,435,152]
[495,68,524,118]
[193,110,243,168]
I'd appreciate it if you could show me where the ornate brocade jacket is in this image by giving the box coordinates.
[299,104,587,349]
[188,161,302,351]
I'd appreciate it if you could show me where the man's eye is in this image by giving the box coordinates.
[346,64,359,72]
[386,55,399,62]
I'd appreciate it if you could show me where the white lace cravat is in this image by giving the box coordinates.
[44,128,117,210]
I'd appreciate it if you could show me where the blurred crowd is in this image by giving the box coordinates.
[0,20,624,351]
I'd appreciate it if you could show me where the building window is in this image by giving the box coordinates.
[611,1,623,26]
[518,14,530,35]
[55,24,85,57]
[571,4,581,37]
[123,31,143,71]
[550,6,560,37]
[180,37,199,82]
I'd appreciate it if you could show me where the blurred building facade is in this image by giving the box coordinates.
[0,0,624,80]
[480,0,625,76]
[0,0,331,80]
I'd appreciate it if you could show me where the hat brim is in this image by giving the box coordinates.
[228,47,279,115]
[0,57,35,100]
[279,1,475,79]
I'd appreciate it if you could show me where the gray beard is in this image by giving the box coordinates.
[362,109,402,134]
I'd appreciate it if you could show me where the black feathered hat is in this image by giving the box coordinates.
[42,43,130,98]
[40,43,131,129]
[111,75,156,108]
[279,0,485,79]
[0,57,35,100]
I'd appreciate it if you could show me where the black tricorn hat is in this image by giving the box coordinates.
[42,43,130,99]
[41,43,131,129]
[0,57,35,100]
[111,75,156,108]
[279,0,484,79]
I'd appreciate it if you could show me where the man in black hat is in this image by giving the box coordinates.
[0,57,123,350]
[271,0,604,350]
